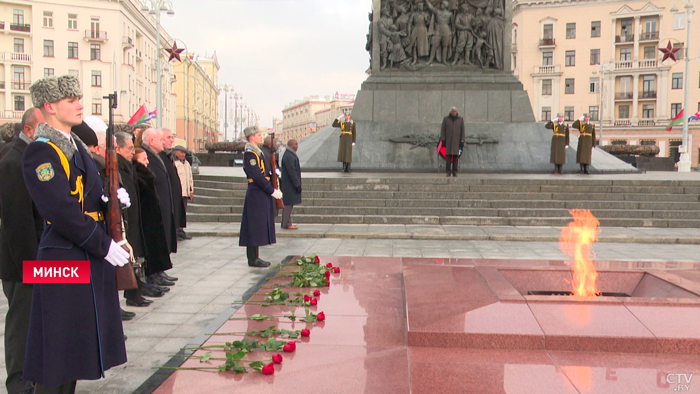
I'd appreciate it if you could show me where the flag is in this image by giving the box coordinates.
[143,108,157,122]
[665,109,684,131]
[127,104,148,125]
[689,110,700,123]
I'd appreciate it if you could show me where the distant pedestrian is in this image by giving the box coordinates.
[545,112,569,174]
[332,113,356,172]
[173,145,194,240]
[572,113,596,174]
[281,139,302,230]
[440,107,465,177]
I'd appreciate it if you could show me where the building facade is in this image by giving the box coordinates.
[315,98,355,130]
[513,0,700,165]
[1,0,180,132]
[279,96,331,142]
[173,53,220,151]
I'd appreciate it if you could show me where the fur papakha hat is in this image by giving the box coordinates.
[244,126,260,138]
[30,75,83,108]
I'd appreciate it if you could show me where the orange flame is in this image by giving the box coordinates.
[559,209,600,296]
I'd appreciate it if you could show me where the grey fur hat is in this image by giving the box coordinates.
[244,126,260,139]
[30,75,83,108]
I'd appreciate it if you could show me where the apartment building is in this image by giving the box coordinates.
[174,53,220,151]
[513,0,700,165]
[279,96,332,142]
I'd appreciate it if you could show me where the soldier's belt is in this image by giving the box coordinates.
[580,133,593,137]
[248,177,271,183]
[46,211,104,225]
[553,133,566,137]
[341,132,353,135]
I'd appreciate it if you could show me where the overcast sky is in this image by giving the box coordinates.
[161,0,373,131]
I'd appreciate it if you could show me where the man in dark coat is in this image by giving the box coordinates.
[21,75,128,392]
[545,112,570,175]
[332,113,356,173]
[280,139,302,230]
[440,107,466,177]
[572,113,596,174]
[161,129,187,244]
[239,126,283,267]
[0,107,44,394]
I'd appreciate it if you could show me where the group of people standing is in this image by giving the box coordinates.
[0,74,193,393]
[547,113,597,174]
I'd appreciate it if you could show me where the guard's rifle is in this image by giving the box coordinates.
[269,131,284,210]
[104,91,137,290]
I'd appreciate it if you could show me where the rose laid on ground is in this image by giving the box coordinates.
[326,263,333,268]
[317,312,326,321]
[333,267,340,273]
[314,256,320,264]
[301,329,310,337]
[303,295,311,302]
[272,354,283,364]
[310,299,317,306]
[262,363,275,375]
[283,341,296,352]
[313,290,321,297]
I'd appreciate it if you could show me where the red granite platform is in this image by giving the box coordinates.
[153,257,700,393]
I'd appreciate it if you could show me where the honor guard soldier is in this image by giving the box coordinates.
[572,113,596,174]
[21,75,130,392]
[332,113,356,173]
[239,126,283,268]
[545,112,570,174]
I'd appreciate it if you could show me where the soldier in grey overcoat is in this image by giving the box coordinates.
[440,107,466,177]
[572,113,596,174]
[545,112,570,174]
[332,114,356,173]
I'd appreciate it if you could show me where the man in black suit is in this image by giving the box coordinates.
[0,107,45,394]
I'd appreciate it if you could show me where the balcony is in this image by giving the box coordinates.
[11,79,31,90]
[532,64,561,75]
[615,34,634,43]
[640,91,657,99]
[1,52,32,64]
[84,30,108,42]
[1,110,24,120]
[638,119,656,126]
[135,49,143,62]
[613,59,660,70]
[10,23,30,32]
[614,119,631,126]
[614,60,633,69]
[639,31,659,41]
[615,92,633,100]
[539,38,556,48]
[122,36,134,48]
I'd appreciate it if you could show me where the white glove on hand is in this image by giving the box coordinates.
[578,115,585,121]
[105,240,129,267]
[117,187,131,208]
[275,168,282,177]
[352,142,356,146]
[565,145,569,148]
[337,113,345,121]
[551,117,558,122]
[101,194,109,203]
[271,189,283,200]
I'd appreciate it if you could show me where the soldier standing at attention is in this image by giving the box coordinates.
[332,113,356,173]
[440,107,466,177]
[239,126,283,268]
[545,112,569,174]
[21,75,129,393]
[572,113,596,174]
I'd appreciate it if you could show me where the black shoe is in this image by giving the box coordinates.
[121,309,135,321]
[141,286,164,297]
[154,276,175,286]
[124,335,128,341]
[126,297,153,307]
[177,234,186,241]
[180,232,192,240]
[452,173,458,177]
[160,272,178,281]
[248,258,271,267]
[155,285,170,293]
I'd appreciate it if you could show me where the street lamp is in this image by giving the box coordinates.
[592,61,614,145]
[670,0,696,171]
[221,84,231,141]
[140,0,175,129]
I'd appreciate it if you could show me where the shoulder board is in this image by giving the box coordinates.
[245,149,253,153]
[36,137,49,143]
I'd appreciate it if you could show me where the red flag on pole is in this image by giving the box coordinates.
[127,104,148,125]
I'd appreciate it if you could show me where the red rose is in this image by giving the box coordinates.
[326,263,333,268]
[325,281,330,287]
[313,290,321,297]
[317,312,326,321]
[310,299,318,306]
[325,270,331,278]
[314,256,320,264]
[283,342,296,352]
[301,329,310,337]
[272,354,283,364]
[303,295,311,302]
[333,267,340,273]
[262,362,275,375]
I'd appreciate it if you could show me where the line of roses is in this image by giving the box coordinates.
[228,307,325,323]
[205,325,310,339]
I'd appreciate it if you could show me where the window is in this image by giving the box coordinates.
[543,24,553,39]
[92,102,102,115]
[91,70,102,87]
[672,73,683,89]
[590,49,600,65]
[675,13,686,29]
[13,9,24,25]
[44,40,54,57]
[620,48,631,61]
[43,11,53,27]
[641,140,656,145]
[591,21,601,37]
[590,77,599,93]
[68,13,77,29]
[14,96,25,111]
[612,140,628,145]
[619,105,630,118]
[542,79,552,95]
[68,69,79,78]
[44,68,54,78]
[644,18,657,34]
[589,106,599,121]
[565,106,574,121]
[644,46,656,59]
[672,103,683,118]
[13,67,25,88]
[565,51,575,66]
[68,42,78,58]
[643,75,655,94]
[673,43,684,60]
[621,19,633,37]
[541,106,551,121]
[642,104,654,119]
[90,44,101,60]
[13,38,24,53]
[565,78,575,94]
[566,23,576,39]
[542,52,553,66]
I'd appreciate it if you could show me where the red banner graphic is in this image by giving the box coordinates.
[23,261,91,284]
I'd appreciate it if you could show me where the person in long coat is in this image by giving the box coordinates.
[332,114,356,173]
[161,129,186,244]
[280,139,302,230]
[440,107,466,177]
[21,75,128,391]
[545,112,570,174]
[239,126,283,268]
[572,113,596,174]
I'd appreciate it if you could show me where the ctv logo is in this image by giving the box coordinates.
[23,261,91,283]
[666,373,693,392]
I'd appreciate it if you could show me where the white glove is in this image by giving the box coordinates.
[271,189,283,200]
[275,168,282,177]
[337,113,345,121]
[352,142,356,146]
[551,117,558,122]
[117,187,131,208]
[578,115,585,121]
[565,145,569,148]
[105,240,129,267]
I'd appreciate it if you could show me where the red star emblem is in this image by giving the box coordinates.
[165,41,185,62]
[659,41,681,63]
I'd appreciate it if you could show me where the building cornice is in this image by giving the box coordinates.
[513,0,651,14]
